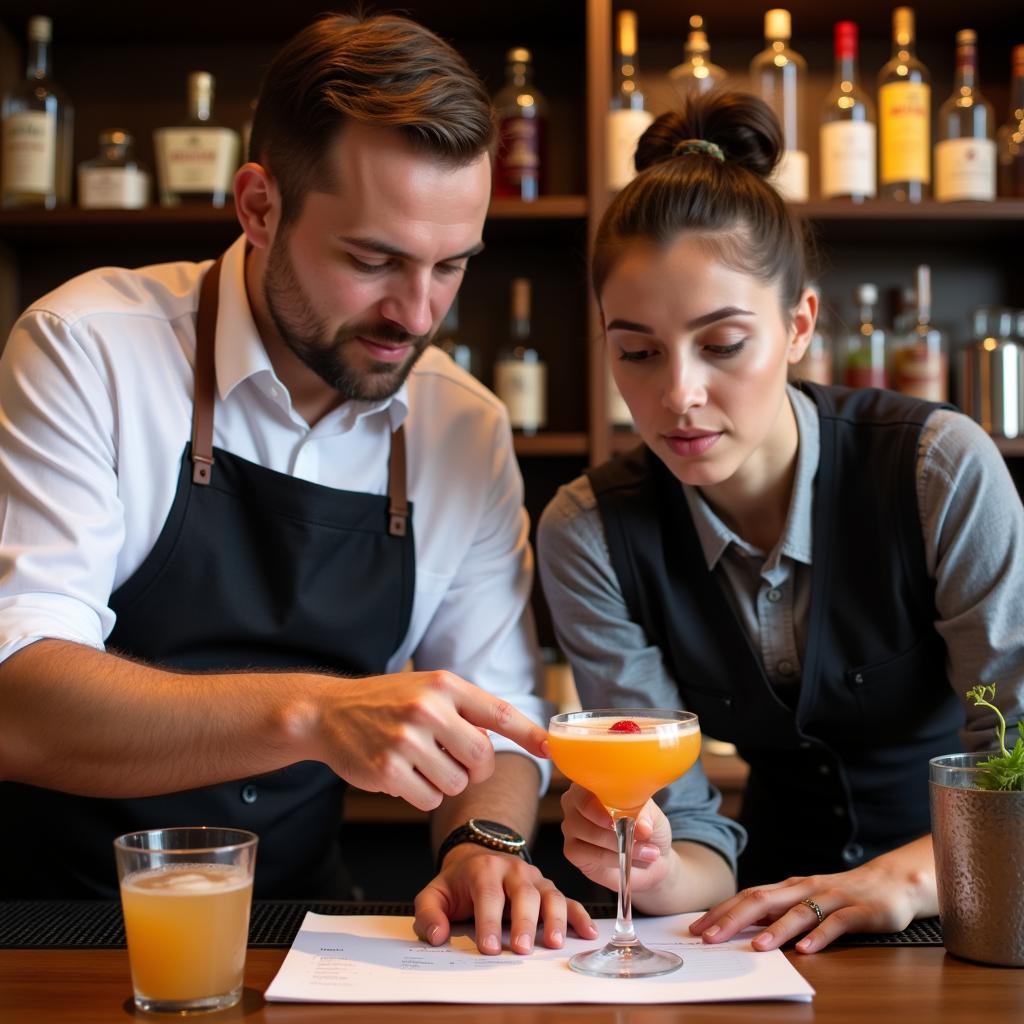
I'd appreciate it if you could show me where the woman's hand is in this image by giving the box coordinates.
[689,836,938,953]
[560,782,674,893]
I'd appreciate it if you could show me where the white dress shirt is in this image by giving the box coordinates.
[0,234,549,780]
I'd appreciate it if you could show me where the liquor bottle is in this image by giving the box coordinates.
[494,278,547,435]
[842,284,887,389]
[77,130,150,210]
[493,49,547,201]
[1,16,74,209]
[936,30,996,203]
[433,296,475,377]
[997,46,1024,198]
[820,21,876,203]
[889,265,948,401]
[668,16,727,103]
[750,9,808,203]
[607,10,654,191]
[153,72,240,208]
[878,7,931,202]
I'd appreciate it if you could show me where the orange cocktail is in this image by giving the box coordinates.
[548,715,701,816]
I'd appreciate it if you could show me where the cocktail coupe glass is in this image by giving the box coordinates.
[548,708,701,978]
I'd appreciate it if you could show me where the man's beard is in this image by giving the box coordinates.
[263,233,432,402]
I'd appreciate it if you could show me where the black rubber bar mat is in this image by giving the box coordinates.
[0,900,942,949]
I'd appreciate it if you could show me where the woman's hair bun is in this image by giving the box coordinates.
[634,89,783,180]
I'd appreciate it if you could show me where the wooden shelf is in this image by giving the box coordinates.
[513,432,588,457]
[489,196,587,220]
[994,438,1024,458]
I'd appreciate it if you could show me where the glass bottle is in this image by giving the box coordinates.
[878,7,931,202]
[153,72,240,208]
[936,30,996,202]
[433,296,475,377]
[997,45,1024,198]
[750,9,808,203]
[842,284,887,389]
[607,10,654,191]
[493,49,548,201]
[77,130,150,210]
[889,265,948,401]
[820,21,876,203]
[494,278,547,435]
[1,16,74,209]
[668,16,727,103]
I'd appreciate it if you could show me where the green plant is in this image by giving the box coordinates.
[966,685,1024,792]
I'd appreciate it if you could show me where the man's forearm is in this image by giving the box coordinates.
[0,639,319,796]
[431,751,542,853]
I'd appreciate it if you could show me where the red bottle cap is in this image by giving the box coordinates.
[834,21,858,61]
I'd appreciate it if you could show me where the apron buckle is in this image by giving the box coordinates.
[192,453,215,486]
[388,510,408,537]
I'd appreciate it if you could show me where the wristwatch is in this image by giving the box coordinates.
[435,818,532,871]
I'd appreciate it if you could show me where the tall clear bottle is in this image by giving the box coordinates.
[1,16,73,209]
[820,21,876,203]
[607,10,654,191]
[998,46,1024,198]
[153,73,240,208]
[668,16,727,103]
[494,278,547,435]
[936,30,996,202]
[750,9,808,203]
[842,284,887,389]
[878,7,931,202]
[493,49,547,201]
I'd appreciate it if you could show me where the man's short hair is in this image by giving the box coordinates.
[249,13,497,223]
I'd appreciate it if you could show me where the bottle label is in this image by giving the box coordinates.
[495,360,547,430]
[154,127,240,194]
[770,149,809,202]
[892,344,948,402]
[879,82,931,185]
[494,116,544,199]
[2,110,55,194]
[935,137,996,202]
[820,120,877,198]
[606,108,653,191]
[78,167,151,209]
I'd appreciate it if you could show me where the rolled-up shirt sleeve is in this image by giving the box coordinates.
[538,475,746,875]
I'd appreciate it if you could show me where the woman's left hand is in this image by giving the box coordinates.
[688,835,938,954]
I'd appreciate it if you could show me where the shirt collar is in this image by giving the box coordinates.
[682,383,819,570]
[212,234,409,431]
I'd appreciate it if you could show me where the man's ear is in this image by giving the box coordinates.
[233,163,280,251]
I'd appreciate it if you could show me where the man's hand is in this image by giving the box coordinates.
[309,670,549,811]
[689,836,937,953]
[413,844,597,955]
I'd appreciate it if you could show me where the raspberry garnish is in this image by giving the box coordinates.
[609,719,642,734]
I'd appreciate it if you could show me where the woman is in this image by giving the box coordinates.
[538,90,1024,953]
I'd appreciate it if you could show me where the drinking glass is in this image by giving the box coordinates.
[548,708,701,977]
[114,826,258,1014]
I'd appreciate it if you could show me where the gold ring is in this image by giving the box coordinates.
[800,898,824,924]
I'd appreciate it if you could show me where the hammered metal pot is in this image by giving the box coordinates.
[930,753,1024,967]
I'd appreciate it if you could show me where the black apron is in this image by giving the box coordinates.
[0,256,416,899]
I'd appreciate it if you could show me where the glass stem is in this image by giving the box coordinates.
[612,815,638,945]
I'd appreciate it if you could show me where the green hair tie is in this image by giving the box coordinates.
[671,138,725,162]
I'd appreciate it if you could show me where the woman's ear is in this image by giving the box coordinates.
[786,287,819,366]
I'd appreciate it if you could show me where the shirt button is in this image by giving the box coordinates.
[241,784,258,805]
[767,588,783,603]
[842,842,865,865]
[778,660,795,676]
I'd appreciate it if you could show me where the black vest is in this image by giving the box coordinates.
[588,384,963,887]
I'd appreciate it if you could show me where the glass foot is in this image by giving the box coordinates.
[568,940,683,978]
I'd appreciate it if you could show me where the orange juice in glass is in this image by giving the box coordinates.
[114,827,257,1014]
[549,709,700,978]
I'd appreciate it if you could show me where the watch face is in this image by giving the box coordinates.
[469,818,525,848]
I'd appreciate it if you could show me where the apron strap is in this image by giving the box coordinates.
[191,257,222,486]
[388,424,409,537]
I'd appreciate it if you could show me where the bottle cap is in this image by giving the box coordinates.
[955,29,977,46]
[618,11,638,58]
[1014,44,1024,72]
[765,9,791,41]
[507,48,531,64]
[855,283,878,306]
[27,16,52,43]
[686,15,709,53]
[834,21,858,60]
[893,7,914,47]
[98,129,133,148]
[511,278,531,323]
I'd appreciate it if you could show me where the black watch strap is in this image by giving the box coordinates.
[435,818,532,873]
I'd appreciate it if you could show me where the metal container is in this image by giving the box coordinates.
[956,307,1024,438]
[930,753,1024,967]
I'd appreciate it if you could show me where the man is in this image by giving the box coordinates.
[0,14,594,956]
